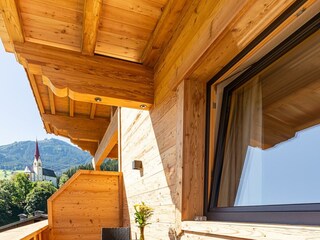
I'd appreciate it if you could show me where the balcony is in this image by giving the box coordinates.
[0,170,122,240]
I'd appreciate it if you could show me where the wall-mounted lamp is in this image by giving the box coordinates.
[132,160,143,170]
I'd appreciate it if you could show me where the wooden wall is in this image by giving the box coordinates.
[120,90,181,239]
[47,170,122,240]
[117,1,320,240]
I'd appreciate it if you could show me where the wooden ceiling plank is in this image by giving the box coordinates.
[154,0,310,104]
[82,0,102,55]
[69,98,75,117]
[0,0,24,42]
[14,41,154,109]
[48,87,56,115]
[93,109,118,170]
[142,0,188,67]
[90,103,97,119]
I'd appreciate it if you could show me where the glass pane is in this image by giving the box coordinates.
[217,30,320,207]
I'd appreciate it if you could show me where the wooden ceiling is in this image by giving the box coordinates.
[17,0,168,62]
[0,0,318,157]
[0,0,172,155]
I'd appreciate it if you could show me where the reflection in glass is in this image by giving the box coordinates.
[217,31,320,207]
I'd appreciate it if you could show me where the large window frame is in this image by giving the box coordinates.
[204,9,320,225]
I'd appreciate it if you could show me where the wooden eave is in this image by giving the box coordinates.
[1,0,318,156]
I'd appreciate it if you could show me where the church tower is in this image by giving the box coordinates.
[33,140,43,181]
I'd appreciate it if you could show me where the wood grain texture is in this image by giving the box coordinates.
[42,113,108,143]
[0,12,14,51]
[69,98,74,117]
[19,0,83,51]
[154,0,297,103]
[48,170,122,240]
[89,103,96,119]
[14,41,154,109]
[182,221,320,240]
[120,91,182,239]
[0,0,24,42]
[96,0,167,62]
[48,87,56,115]
[0,220,48,240]
[177,79,206,221]
[82,0,102,55]
[94,109,118,170]
[142,0,188,67]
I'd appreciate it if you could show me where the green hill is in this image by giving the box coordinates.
[0,139,92,175]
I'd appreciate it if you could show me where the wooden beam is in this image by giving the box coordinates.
[90,103,97,119]
[25,72,45,114]
[177,79,206,220]
[71,140,98,156]
[14,41,154,109]
[48,87,56,115]
[0,0,24,42]
[25,72,52,133]
[69,98,74,117]
[141,0,188,67]
[107,144,118,159]
[93,109,118,170]
[42,114,109,142]
[154,0,303,103]
[82,0,102,55]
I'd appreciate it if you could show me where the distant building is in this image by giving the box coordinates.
[24,140,57,187]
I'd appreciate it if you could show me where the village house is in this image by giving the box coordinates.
[0,0,319,239]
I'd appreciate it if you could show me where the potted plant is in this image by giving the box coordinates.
[134,202,153,240]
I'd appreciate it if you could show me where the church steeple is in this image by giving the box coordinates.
[35,140,40,160]
[33,140,43,181]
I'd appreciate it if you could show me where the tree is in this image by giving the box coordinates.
[58,173,69,188]
[0,179,21,225]
[11,173,33,209]
[24,181,57,215]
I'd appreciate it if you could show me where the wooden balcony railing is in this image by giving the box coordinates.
[0,220,49,240]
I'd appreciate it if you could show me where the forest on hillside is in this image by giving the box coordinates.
[0,139,92,174]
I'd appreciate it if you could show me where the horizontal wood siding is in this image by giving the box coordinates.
[121,90,181,239]
[47,170,122,240]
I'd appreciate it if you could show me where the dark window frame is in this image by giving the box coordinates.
[204,9,320,225]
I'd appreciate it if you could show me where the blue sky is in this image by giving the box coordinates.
[0,42,70,146]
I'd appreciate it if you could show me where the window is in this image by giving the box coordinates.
[205,14,320,224]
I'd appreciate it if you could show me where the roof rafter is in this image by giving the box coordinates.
[48,87,56,115]
[0,0,24,43]
[93,109,118,170]
[142,0,188,67]
[82,0,103,55]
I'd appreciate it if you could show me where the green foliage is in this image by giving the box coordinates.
[0,179,21,225]
[134,202,154,228]
[58,159,118,188]
[0,173,56,227]
[11,173,33,208]
[58,173,69,188]
[24,181,57,215]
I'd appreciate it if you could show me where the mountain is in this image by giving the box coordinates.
[0,139,92,175]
